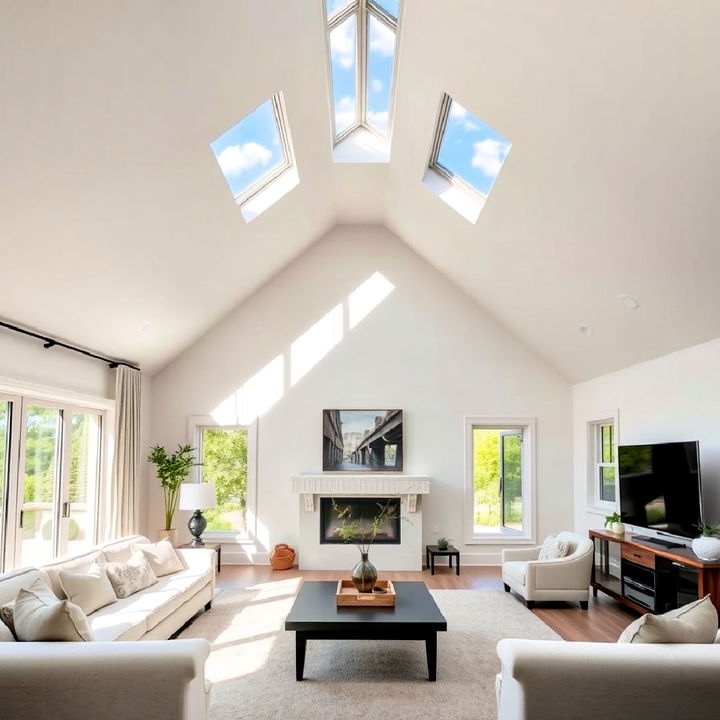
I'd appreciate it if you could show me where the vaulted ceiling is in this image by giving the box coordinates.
[2,1,719,381]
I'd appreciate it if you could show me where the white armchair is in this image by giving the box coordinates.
[502,531,594,609]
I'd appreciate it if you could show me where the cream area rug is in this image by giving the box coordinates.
[179,578,560,720]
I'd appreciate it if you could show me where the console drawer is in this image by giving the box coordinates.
[622,545,655,569]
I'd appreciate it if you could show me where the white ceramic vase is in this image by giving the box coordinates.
[612,522,625,535]
[692,536,720,561]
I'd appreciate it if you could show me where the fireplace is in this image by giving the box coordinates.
[319,497,401,545]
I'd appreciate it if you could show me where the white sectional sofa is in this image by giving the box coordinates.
[0,534,215,720]
[496,635,720,720]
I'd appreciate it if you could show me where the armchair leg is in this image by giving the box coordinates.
[503,583,510,592]
[580,601,588,610]
[526,600,536,609]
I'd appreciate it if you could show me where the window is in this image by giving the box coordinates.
[588,417,618,508]
[210,93,297,222]
[425,94,511,223]
[465,417,535,544]
[326,0,400,145]
[0,391,107,571]
[190,417,257,539]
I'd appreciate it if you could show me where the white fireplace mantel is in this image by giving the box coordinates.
[291,475,431,513]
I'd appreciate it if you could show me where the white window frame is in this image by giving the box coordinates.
[585,410,619,514]
[463,416,536,545]
[229,92,296,208]
[187,416,258,544]
[326,0,401,145]
[0,376,113,572]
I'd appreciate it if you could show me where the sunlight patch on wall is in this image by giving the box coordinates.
[348,271,395,329]
[290,304,344,386]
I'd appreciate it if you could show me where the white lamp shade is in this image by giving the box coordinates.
[179,482,217,510]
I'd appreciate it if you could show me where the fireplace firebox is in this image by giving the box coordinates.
[320,497,401,545]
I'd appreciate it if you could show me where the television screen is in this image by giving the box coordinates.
[619,441,702,539]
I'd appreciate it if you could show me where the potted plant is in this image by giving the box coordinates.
[692,522,720,561]
[605,512,625,535]
[148,444,199,545]
[332,499,399,592]
[437,537,451,550]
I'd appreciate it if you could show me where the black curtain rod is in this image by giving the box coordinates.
[0,320,140,372]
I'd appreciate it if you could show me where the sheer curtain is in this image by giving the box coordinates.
[110,366,141,538]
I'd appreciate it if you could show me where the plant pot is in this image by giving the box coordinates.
[157,528,178,546]
[437,543,448,551]
[351,552,377,593]
[611,522,625,535]
[692,536,720,561]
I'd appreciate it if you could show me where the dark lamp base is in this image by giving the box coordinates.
[188,509,207,546]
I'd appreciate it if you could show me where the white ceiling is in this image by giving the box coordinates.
[2,1,719,381]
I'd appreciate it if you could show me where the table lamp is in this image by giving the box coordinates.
[179,482,217,546]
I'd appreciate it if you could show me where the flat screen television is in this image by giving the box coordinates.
[618,441,702,540]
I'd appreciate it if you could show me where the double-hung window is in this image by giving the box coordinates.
[587,413,619,510]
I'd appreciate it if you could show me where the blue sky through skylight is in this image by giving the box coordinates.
[366,14,395,134]
[210,99,284,198]
[437,100,511,196]
[372,0,399,19]
[330,13,357,135]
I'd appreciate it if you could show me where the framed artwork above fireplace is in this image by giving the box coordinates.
[322,409,403,472]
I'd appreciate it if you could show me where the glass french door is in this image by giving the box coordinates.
[500,430,523,533]
[11,399,103,568]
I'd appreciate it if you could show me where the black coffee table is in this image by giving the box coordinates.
[285,581,447,681]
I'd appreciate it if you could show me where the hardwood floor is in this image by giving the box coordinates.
[216,564,639,642]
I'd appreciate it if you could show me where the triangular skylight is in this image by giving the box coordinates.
[210,93,298,222]
[424,93,512,223]
[326,0,400,151]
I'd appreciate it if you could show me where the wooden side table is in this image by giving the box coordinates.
[179,542,222,573]
[426,544,460,576]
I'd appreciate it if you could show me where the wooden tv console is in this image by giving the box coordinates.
[590,529,720,615]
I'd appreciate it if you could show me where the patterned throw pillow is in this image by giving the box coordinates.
[0,603,17,640]
[538,534,571,560]
[104,550,158,599]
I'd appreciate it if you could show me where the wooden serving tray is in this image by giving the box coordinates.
[336,579,396,606]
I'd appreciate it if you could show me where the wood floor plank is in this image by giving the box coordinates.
[216,565,639,642]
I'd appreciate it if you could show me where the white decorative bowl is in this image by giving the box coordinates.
[692,536,720,561]
[612,522,625,535]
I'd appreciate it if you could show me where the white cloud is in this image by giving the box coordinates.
[368,16,395,56]
[330,17,356,69]
[471,139,510,178]
[216,142,272,177]
[371,78,383,93]
[449,102,467,120]
[367,110,388,133]
[335,96,356,133]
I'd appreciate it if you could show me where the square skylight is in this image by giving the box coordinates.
[210,93,296,215]
[433,96,511,196]
[326,0,399,148]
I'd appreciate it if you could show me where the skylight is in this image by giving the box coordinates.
[326,0,399,145]
[210,93,297,220]
[430,94,511,198]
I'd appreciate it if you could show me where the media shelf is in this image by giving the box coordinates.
[590,529,720,615]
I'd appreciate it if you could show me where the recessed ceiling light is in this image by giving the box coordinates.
[579,325,593,336]
[617,293,639,310]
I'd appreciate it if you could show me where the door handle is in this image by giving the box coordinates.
[19,510,24,529]
[62,502,70,518]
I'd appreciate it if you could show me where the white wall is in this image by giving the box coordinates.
[573,337,720,536]
[149,225,573,565]
[0,331,113,398]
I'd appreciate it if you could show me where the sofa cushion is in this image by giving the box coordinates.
[60,562,117,615]
[618,595,718,644]
[40,550,104,599]
[104,550,158,599]
[13,577,94,642]
[503,561,526,586]
[100,535,151,563]
[132,539,184,577]
[538,534,571,560]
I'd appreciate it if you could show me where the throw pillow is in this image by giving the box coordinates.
[104,550,158,599]
[132,539,184,577]
[59,562,117,615]
[12,577,93,642]
[538,534,570,560]
[0,603,18,640]
[618,595,718,644]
